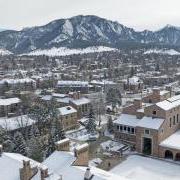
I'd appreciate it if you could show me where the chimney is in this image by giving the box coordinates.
[19,160,38,180]
[55,138,70,151]
[73,143,89,167]
[84,168,93,180]
[133,98,142,109]
[40,167,49,180]
[153,88,160,96]
[0,145,2,157]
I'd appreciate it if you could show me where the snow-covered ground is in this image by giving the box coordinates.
[144,49,180,56]
[89,158,103,167]
[0,49,12,56]
[101,140,125,152]
[24,46,118,57]
[110,155,180,180]
[66,128,99,142]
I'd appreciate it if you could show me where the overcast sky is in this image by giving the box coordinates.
[0,0,180,31]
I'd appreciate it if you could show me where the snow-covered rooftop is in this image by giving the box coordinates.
[0,78,35,85]
[160,90,169,96]
[58,106,77,116]
[156,94,180,111]
[90,80,116,85]
[70,97,90,105]
[43,151,126,180]
[0,97,21,106]
[110,155,180,180]
[0,152,60,180]
[75,143,88,151]
[0,115,35,131]
[128,76,141,85]
[114,114,141,127]
[137,116,164,130]
[160,130,180,150]
[57,80,89,87]
[52,93,68,98]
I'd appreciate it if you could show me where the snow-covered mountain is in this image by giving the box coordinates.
[1,15,180,54]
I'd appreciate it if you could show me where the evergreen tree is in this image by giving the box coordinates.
[13,131,27,156]
[106,88,122,110]
[29,105,49,135]
[0,127,14,152]
[28,136,43,162]
[107,116,114,133]
[86,108,96,134]
[47,98,65,155]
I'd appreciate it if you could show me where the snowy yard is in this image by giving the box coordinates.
[110,155,180,180]
[89,158,103,167]
[101,140,126,152]
[66,128,99,142]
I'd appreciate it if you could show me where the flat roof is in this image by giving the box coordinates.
[114,114,141,127]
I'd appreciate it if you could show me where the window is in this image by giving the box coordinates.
[120,126,123,131]
[161,128,164,133]
[117,125,119,130]
[131,128,135,134]
[177,114,179,123]
[170,118,172,127]
[128,127,131,133]
[173,116,176,125]
[153,110,156,115]
[144,129,150,135]
[124,126,127,131]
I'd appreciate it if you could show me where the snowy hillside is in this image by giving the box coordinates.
[24,46,118,56]
[0,49,12,56]
[144,49,180,55]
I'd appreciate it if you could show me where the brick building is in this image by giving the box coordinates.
[114,88,180,161]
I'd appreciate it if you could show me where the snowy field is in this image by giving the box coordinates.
[25,46,117,57]
[0,48,12,55]
[110,155,180,180]
[144,49,180,56]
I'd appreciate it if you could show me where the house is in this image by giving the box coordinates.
[0,78,36,92]
[0,97,21,117]
[0,145,61,180]
[70,97,91,118]
[43,138,127,180]
[114,90,180,161]
[0,115,35,133]
[58,106,78,131]
[56,81,89,94]
[123,76,143,93]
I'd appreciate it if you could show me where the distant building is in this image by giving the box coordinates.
[70,97,91,118]
[0,97,21,117]
[58,106,78,131]
[56,81,89,93]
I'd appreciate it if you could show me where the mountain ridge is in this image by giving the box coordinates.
[1,15,180,54]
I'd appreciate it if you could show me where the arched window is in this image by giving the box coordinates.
[165,150,173,159]
[175,153,180,161]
